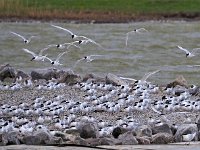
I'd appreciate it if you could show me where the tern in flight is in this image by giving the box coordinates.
[10,31,35,44]
[177,45,200,58]
[48,41,81,50]
[73,55,103,69]
[22,47,49,61]
[51,24,104,49]
[45,51,68,66]
[125,28,148,47]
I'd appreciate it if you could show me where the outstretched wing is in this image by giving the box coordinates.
[177,45,190,54]
[28,36,35,42]
[10,31,26,41]
[125,33,130,47]
[136,28,148,33]
[45,56,53,63]
[192,48,200,55]
[51,24,74,35]
[140,70,160,83]
[22,48,36,57]
[72,58,85,69]
[39,46,52,56]
[55,51,68,62]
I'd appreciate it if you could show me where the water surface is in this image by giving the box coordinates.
[1,21,200,85]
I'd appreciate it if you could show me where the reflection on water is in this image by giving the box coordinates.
[1,21,200,84]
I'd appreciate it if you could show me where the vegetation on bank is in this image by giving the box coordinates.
[1,0,200,21]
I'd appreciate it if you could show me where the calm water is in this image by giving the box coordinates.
[1,21,200,85]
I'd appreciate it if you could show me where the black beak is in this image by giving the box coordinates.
[30,57,34,61]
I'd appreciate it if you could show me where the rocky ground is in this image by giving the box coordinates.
[0,64,200,147]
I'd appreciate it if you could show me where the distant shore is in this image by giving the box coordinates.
[1,0,200,23]
[1,12,200,23]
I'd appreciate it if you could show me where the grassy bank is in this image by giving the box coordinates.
[1,0,200,22]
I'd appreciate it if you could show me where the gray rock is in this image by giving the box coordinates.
[100,137,120,145]
[33,131,51,144]
[64,129,80,136]
[22,135,43,145]
[82,73,105,83]
[136,136,151,145]
[175,124,198,142]
[152,123,172,135]
[196,117,200,131]
[4,131,20,145]
[136,125,152,137]
[15,70,29,80]
[85,138,101,146]
[45,136,63,145]
[151,133,174,144]
[31,69,59,81]
[0,133,8,146]
[106,73,127,86]
[0,64,16,81]
[118,131,138,145]
[112,127,128,138]
[58,72,81,85]
[74,136,89,146]
[79,123,98,139]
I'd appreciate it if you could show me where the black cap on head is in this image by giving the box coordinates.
[31,57,35,61]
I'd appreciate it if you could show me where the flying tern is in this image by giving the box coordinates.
[48,41,81,50]
[125,28,148,47]
[73,55,103,69]
[10,31,35,44]
[177,45,200,58]
[22,47,49,61]
[45,51,68,66]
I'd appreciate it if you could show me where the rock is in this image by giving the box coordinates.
[58,72,81,85]
[15,70,29,80]
[112,127,128,138]
[118,131,138,145]
[79,123,98,139]
[175,124,198,142]
[136,125,152,137]
[4,131,20,145]
[33,131,51,144]
[22,135,43,145]
[31,69,59,81]
[85,138,101,146]
[64,128,80,136]
[74,136,89,146]
[136,136,151,144]
[166,75,188,88]
[151,133,174,144]
[196,117,200,131]
[0,64,16,81]
[45,136,63,145]
[152,123,172,135]
[0,133,8,146]
[82,73,105,83]
[100,137,120,145]
[106,73,127,86]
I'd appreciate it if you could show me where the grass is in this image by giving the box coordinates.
[1,0,200,21]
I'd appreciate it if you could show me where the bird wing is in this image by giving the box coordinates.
[51,24,74,35]
[137,28,148,32]
[55,51,68,62]
[140,70,160,83]
[73,58,84,69]
[39,46,52,56]
[22,48,36,57]
[119,76,137,81]
[125,33,130,47]
[10,31,26,41]
[45,56,53,63]
[192,48,200,55]
[28,36,35,41]
[177,45,190,54]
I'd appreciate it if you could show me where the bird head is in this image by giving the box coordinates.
[79,40,82,44]
[51,62,54,65]
[30,57,35,61]
[56,44,60,48]
[186,53,189,57]
[72,35,75,39]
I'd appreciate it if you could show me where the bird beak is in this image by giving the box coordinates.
[30,58,34,61]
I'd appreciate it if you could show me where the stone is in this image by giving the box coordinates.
[22,135,43,145]
[166,75,188,88]
[112,127,128,138]
[136,125,152,137]
[0,64,16,81]
[15,70,29,80]
[31,69,59,81]
[58,72,81,85]
[82,73,105,83]
[136,136,151,144]
[118,131,138,145]
[85,138,101,146]
[106,73,127,86]
[151,133,174,144]
[74,136,89,146]
[4,131,20,145]
[100,137,119,145]
[33,131,51,144]
[175,124,198,142]
[0,133,8,146]
[79,123,98,139]
[152,123,172,135]
[45,136,63,145]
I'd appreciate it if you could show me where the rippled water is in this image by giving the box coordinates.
[1,21,200,85]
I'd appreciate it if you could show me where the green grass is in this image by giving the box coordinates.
[1,0,200,20]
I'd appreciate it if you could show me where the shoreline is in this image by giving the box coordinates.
[1,12,200,23]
